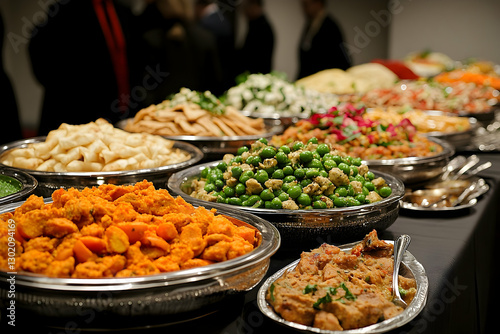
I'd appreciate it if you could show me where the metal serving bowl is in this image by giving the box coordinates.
[168,161,405,247]
[0,203,280,330]
[116,118,284,161]
[363,138,455,185]
[0,137,204,197]
[257,239,428,334]
[418,110,479,149]
[457,105,498,126]
[239,110,311,128]
[0,167,38,205]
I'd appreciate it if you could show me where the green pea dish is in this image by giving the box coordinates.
[185,138,395,210]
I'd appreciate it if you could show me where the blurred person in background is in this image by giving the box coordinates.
[0,11,23,144]
[194,0,235,93]
[138,0,222,105]
[29,0,142,135]
[297,0,351,79]
[237,0,274,75]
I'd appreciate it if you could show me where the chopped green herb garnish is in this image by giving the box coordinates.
[270,283,276,302]
[327,287,338,295]
[340,282,357,301]
[303,284,318,294]
[313,293,332,310]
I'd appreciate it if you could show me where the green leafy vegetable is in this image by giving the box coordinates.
[313,293,332,310]
[340,282,357,301]
[303,284,318,294]
[270,283,276,302]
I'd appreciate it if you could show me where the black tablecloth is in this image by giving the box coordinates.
[5,153,500,334]
[161,153,500,334]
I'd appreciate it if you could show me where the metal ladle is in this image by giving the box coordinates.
[392,234,411,308]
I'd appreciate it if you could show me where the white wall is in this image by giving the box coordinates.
[262,0,389,79]
[388,0,500,64]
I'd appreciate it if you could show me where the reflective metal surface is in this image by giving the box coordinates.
[257,239,428,334]
[168,161,405,245]
[0,167,38,205]
[0,203,280,329]
[422,111,478,149]
[0,137,204,197]
[401,177,489,212]
[363,138,455,184]
[117,118,284,161]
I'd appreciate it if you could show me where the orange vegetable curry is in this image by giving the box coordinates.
[0,181,259,278]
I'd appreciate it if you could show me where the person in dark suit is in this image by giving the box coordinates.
[138,0,223,105]
[238,0,274,75]
[29,0,142,135]
[0,12,23,144]
[297,0,351,79]
[194,0,235,93]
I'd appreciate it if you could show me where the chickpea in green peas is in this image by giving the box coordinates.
[193,137,392,210]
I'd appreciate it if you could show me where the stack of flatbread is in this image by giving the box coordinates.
[296,63,398,95]
[125,102,265,137]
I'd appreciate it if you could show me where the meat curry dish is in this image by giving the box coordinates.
[266,230,416,331]
[0,181,259,278]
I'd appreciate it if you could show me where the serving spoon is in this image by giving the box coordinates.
[392,234,411,309]
[441,155,467,180]
[451,155,480,180]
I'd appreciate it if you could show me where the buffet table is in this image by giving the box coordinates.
[150,152,500,334]
[3,153,499,334]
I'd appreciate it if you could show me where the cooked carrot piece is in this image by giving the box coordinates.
[156,222,178,241]
[73,240,94,263]
[141,231,170,252]
[79,236,107,254]
[105,225,130,253]
[116,221,149,243]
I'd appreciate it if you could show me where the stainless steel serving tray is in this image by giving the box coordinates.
[257,239,428,334]
[363,138,454,185]
[0,137,204,197]
[168,161,405,246]
[240,110,312,128]
[400,176,490,212]
[419,110,479,149]
[0,167,37,205]
[0,202,280,329]
[117,118,284,161]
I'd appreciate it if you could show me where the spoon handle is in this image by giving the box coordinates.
[451,155,480,180]
[461,161,492,179]
[392,235,411,303]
